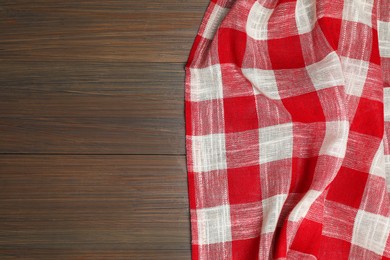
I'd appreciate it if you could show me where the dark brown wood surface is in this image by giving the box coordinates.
[0,1,208,258]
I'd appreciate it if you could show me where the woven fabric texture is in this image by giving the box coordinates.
[184,0,390,259]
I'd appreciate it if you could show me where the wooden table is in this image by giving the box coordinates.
[0,1,208,258]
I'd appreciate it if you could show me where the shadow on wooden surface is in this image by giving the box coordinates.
[0,0,209,258]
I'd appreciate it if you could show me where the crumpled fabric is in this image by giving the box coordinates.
[184,0,390,259]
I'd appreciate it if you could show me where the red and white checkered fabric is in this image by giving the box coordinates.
[185,0,390,259]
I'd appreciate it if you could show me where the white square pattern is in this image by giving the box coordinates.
[241,68,280,99]
[378,21,390,58]
[342,0,374,27]
[385,87,390,121]
[319,120,349,158]
[197,205,232,245]
[203,5,230,40]
[259,123,293,164]
[261,194,287,234]
[352,210,390,255]
[295,0,317,35]
[246,1,273,40]
[370,141,385,177]
[288,190,322,222]
[385,155,390,192]
[192,133,227,173]
[306,52,345,91]
[340,56,369,98]
[190,64,224,102]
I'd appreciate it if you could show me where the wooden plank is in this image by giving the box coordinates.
[0,0,209,63]
[0,155,190,259]
[0,249,191,260]
[0,62,185,154]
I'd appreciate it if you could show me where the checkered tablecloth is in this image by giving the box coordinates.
[184,0,390,259]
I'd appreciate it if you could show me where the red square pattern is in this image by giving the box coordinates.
[350,97,384,139]
[192,244,199,260]
[289,157,318,194]
[319,236,352,259]
[218,28,247,66]
[268,35,306,69]
[370,28,381,65]
[317,17,342,51]
[223,95,259,133]
[326,166,368,209]
[282,91,326,123]
[290,219,323,257]
[278,0,296,4]
[228,165,261,204]
[232,237,260,260]
[185,100,193,135]
[272,222,288,259]
[187,171,197,210]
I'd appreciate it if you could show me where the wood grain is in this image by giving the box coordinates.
[0,155,190,259]
[0,0,202,258]
[0,62,185,154]
[0,0,208,63]
[0,250,191,260]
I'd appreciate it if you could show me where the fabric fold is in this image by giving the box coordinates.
[185,0,390,259]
